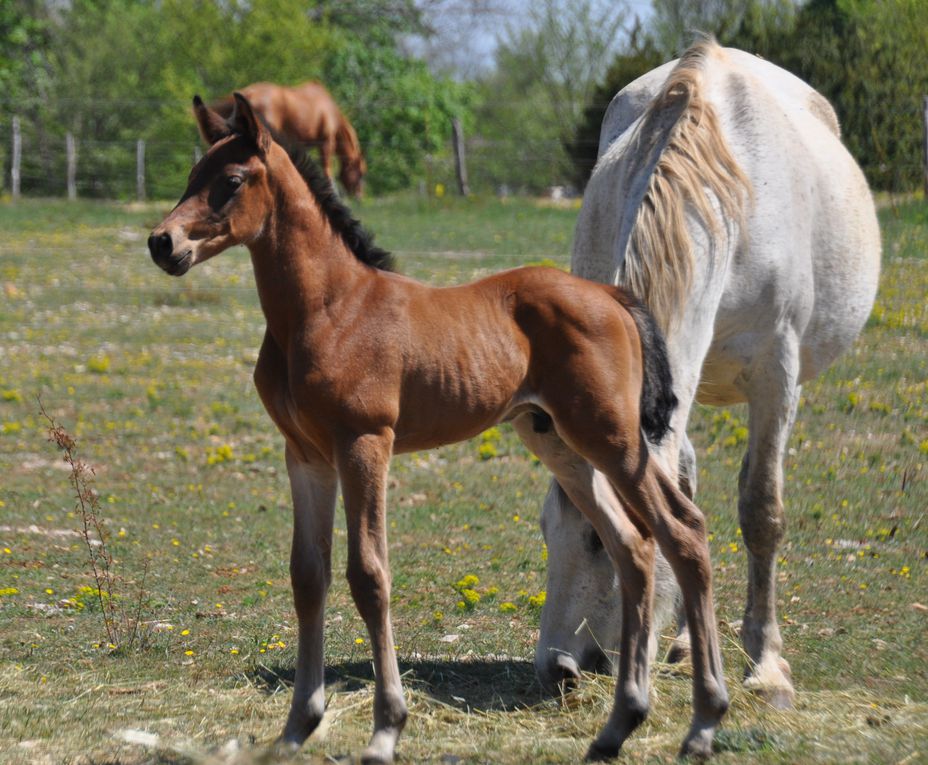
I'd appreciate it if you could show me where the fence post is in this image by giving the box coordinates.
[452,117,470,196]
[11,117,21,199]
[136,139,146,202]
[66,133,77,201]
[923,96,928,198]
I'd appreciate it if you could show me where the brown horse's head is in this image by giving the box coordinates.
[340,155,367,198]
[148,94,275,276]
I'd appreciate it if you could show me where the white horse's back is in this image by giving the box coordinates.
[581,42,880,402]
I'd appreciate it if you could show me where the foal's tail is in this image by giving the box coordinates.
[615,288,677,444]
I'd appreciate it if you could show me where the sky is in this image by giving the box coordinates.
[409,0,655,78]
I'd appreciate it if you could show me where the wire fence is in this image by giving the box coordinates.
[0,104,598,201]
[3,99,928,200]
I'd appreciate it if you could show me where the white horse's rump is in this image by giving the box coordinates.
[538,40,880,706]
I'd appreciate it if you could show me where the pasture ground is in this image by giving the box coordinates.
[0,195,925,763]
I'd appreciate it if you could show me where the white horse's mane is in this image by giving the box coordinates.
[625,39,751,330]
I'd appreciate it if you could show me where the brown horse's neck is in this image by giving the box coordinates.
[248,153,371,349]
[335,118,361,163]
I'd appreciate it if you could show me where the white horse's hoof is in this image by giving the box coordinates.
[743,656,795,709]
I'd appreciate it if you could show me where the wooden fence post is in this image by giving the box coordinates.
[11,117,21,199]
[923,96,928,198]
[452,117,470,196]
[66,133,77,200]
[136,139,146,202]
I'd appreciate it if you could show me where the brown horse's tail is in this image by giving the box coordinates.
[615,288,677,445]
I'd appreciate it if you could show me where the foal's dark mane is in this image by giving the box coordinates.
[277,132,395,272]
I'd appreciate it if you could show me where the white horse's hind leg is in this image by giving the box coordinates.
[738,339,801,709]
[665,434,696,665]
[278,448,338,750]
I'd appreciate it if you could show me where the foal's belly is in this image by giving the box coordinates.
[392,338,529,453]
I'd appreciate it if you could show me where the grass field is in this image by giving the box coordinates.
[0,194,925,764]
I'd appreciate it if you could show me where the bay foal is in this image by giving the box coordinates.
[148,94,728,762]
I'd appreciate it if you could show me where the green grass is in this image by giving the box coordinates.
[0,195,925,764]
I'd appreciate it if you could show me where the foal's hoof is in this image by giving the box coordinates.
[271,737,303,759]
[743,656,795,710]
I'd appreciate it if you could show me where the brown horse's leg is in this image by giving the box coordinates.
[278,447,338,750]
[337,431,407,764]
[512,415,657,759]
[609,458,728,758]
[568,430,728,758]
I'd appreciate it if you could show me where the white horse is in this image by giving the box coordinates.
[537,40,880,707]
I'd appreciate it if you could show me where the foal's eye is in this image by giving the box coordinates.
[226,175,244,191]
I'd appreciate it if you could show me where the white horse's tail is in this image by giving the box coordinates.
[624,39,751,330]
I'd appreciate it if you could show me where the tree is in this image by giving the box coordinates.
[726,0,928,191]
[650,0,794,56]
[566,22,663,189]
[3,0,470,198]
[473,0,630,193]
[324,32,473,193]
[0,1,53,194]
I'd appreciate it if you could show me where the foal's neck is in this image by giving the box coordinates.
[248,158,372,349]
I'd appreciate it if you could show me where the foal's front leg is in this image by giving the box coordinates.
[278,447,338,750]
[338,431,407,764]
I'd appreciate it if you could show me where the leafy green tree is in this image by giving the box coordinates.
[0,1,53,194]
[472,0,628,193]
[650,0,794,56]
[324,32,474,193]
[727,0,928,191]
[4,0,473,198]
[566,23,663,189]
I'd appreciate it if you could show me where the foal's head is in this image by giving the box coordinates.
[148,94,277,276]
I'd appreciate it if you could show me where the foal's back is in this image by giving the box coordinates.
[389,266,639,452]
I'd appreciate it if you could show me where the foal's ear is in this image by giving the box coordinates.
[231,92,271,157]
[192,95,230,146]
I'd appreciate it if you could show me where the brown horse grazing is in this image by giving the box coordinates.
[148,93,729,763]
[213,81,366,196]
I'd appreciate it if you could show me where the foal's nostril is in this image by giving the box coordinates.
[148,232,173,261]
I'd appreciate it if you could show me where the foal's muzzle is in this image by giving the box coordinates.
[148,231,191,276]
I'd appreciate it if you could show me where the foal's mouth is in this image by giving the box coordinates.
[154,250,193,277]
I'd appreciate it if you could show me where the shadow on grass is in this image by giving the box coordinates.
[250,658,545,712]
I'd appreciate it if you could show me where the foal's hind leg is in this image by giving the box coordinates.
[278,447,338,750]
[512,415,657,759]
[337,432,407,764]
[548,410,728,759]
